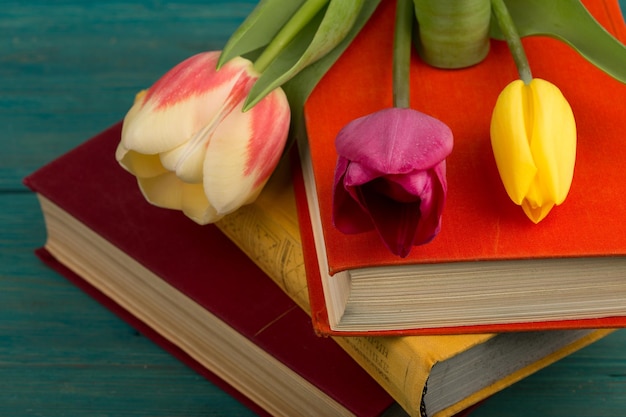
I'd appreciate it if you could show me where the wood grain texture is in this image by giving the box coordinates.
[2,0,626,416]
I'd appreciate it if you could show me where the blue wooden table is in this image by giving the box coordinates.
[2,1,626,416]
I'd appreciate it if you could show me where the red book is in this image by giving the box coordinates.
[25,123,616,417]
[295,0,626,335]
[23,123,402,417]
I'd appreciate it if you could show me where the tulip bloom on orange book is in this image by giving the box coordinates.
[332,0,453,257]
[490,78,576,223]
[489,0,577,223]
[332,108,453,258]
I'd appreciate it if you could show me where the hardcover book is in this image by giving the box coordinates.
[214,147,614,417]
[24,123,403,417]
[24,124,613,417]
[294,0,626,335]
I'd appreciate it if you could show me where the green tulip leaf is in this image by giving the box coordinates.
[244,0,366,110]
[217,0,305,69]
[489,0,626,83]
[281,0,382,135]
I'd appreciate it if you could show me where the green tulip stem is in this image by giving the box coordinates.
[491,0,532,84]
[253,0,329,74]
[393,0,413,108]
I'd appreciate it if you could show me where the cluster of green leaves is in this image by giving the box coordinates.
[218,0,382,111]
[220,0,626,114]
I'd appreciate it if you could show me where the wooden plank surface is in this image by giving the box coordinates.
[2,1,625,416]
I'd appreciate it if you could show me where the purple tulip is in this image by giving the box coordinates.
[332,107,453,257]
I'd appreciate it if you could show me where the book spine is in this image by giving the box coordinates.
[215,181,427,417]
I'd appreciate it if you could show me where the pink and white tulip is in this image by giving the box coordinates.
[116,51,290,224]
[332,108,453,257]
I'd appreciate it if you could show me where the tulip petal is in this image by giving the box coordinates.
[361,168,445,256]
[385,169,436,202]
[120,52,251,155]
[136,173,222,224]
[490,79,537,205]
[333,158,376,234]
[202,109,256,214]
[203,86,290,216]
[527,79,576,205]
[159,136,207,184]
[360,181,423,258]
[181,183,221,224]
[343,159,379,187]
[115,146,169,178]
[243,87,291,184]
[136,172,184,210]
[335,108,453,174]
[522,199,554,224]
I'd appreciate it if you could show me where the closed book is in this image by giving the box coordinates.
[215,152,614,417]
[23,123,404,417]
[25,122,613,417]
[295,0,626,335]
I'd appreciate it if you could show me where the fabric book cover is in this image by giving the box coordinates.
[294,0,626,335]
[24,122,614,417]
[213,143,614,417]
[23,123,402,417]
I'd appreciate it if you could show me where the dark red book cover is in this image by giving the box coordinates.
[296,0,626,336]
[24,123,398,417]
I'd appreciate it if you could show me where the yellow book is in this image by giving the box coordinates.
[216,160,613,417]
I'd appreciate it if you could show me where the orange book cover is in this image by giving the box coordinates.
[295,0,626,335]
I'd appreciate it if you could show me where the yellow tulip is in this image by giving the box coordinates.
[490,78,576,223]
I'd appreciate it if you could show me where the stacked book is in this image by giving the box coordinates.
[24,0,626,416]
